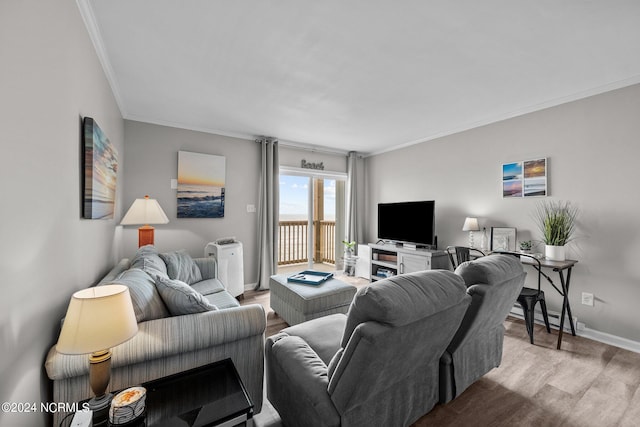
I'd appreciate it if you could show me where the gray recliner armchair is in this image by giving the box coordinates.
[266,270,472,427]
[439,254,526,403]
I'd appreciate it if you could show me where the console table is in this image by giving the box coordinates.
[60,358,253,427]
[520,256,578,350]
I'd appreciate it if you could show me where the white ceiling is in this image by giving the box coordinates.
[82,0,640,155]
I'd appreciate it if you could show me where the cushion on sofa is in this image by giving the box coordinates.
[130,245,168,278]
[205,290,241,310]
[160,250,203,284]
[191,278,226,296]
[104,268,170,322]
[154,275,218,315]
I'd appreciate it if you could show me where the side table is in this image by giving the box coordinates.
[60,358,253,427]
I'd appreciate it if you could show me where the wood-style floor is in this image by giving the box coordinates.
[241,283,640,427]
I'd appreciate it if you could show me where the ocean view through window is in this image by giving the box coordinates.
[278,174,342,271]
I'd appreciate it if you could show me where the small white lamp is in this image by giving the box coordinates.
[120,195,169,247]
[56,285,138,410]
[462,217,480,248]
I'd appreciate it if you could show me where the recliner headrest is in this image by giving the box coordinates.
[341,270,467,347]
[455,254,524,287]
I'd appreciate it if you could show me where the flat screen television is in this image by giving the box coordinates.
[378,200,435,246]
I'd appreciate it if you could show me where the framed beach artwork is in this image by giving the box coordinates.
[82,117,118,219]
[502,157,547,198]
[177,151,226,218]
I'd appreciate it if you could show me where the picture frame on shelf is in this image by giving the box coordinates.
[490,227,517,251]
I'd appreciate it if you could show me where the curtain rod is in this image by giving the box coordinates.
[255,137,353,157]
[280,141,351,156]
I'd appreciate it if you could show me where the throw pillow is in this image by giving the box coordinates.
[131,245,168,278]
[159,250,202,284]
[154,275,217,316]
[104,268,170,322]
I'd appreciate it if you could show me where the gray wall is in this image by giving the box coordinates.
[122,121,261,284]
[121,127,351,285]
[365,83,640,342]
[0,1,124,425]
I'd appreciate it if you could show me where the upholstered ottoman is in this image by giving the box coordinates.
[269,274,357,326]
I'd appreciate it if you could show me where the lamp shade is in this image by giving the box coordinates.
[120,195,169,226]
[56,285,138,355]
[462,217,480,232]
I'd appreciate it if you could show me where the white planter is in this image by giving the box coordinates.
[545,245,566,261]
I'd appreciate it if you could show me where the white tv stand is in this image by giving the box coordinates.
[369,242,449,282]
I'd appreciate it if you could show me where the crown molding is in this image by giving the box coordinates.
[76,0,127,116]
[368,75,640,157]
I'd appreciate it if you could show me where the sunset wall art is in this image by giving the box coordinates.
[177,151,226,218]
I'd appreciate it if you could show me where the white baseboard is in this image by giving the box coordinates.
[509,304,640,354]
[509,305,576,332]
[577,327,640,354]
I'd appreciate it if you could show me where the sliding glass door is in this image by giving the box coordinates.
[278,169,346,273]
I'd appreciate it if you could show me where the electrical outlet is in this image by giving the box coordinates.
[246,204,256,213]
[581,292,594,306]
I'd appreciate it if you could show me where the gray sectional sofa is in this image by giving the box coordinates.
[439,254,526,402]
[45,245,266,423]
[266,270,472,427]
[265,254,525,427]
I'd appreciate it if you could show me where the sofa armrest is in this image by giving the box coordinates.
[280,313,346,365]
[266,334,340,427]
[194,257,217,280]
[46,303,265,380]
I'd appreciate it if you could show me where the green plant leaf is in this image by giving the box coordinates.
[532,200,578,246]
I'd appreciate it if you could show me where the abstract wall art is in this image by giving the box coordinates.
[83,117,118,219]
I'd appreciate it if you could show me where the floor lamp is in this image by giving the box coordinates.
[120,195,169,247]
[55,285,138,411]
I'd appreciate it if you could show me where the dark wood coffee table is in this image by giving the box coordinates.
[61,358,253,427]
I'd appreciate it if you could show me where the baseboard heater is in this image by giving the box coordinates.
[509,304,577,333]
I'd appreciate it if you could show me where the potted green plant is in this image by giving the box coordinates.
[342,240,356,256]
[342,240,357,276]
[519,240,532,253]
[533,200,578,261]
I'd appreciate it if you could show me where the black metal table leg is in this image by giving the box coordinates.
[556,267,576,349]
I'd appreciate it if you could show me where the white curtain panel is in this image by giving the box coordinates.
[346,151,359,252]
[255,138,279,290]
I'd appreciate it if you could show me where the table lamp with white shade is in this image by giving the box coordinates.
[462,217,480,248]
[55,285,138,410]
[120,195,169,247]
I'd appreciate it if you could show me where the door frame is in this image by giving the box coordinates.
[279,166,347,269]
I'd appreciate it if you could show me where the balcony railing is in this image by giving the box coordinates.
[278,220,336,266]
